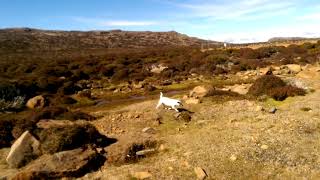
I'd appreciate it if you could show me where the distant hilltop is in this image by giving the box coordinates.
[268,37,320,43]
[0,28,218,53]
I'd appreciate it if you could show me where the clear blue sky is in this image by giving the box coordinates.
[1,0,319,43]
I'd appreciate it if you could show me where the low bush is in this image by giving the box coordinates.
[249,75,305,100]
[248,75,286,96]
[37,123,107,154]
[268,85,306,101]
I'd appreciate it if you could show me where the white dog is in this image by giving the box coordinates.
[156,92,182,112]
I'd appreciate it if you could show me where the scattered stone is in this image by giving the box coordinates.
[168,166,174,171]
[136,148,156,156]
[132,171,152,179]
[185,97,201,104]
[194,167,207,180]
[261,144,269,150]
[182,161,191,168]
[26,95,45,109]
[189,85,214,98]
[260,67,273,75]
[142,127,156,134]
[300,107,312,112]
[230,155,237,161]
[229,118,237,123]
[13,148,104,179]
[158,144,166,151]
[182,95,189,100]
[269,107,277,114]
[227,84,250,95]
[255,105,264,112]
[6,131,40,168]
[150,64,168,74]
[286,64,302,74]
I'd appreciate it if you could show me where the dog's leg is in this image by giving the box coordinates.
[156,100,162,109]
[172,106,179,112]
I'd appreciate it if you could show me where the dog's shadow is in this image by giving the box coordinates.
[177,107,194,114]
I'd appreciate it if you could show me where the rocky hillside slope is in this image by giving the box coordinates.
[0,28,216,53]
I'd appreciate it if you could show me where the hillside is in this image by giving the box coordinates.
[0,28,216,53]
[268,37,320,43]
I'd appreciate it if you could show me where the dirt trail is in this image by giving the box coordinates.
[77,73,320,179]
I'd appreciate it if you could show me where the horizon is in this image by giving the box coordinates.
[1,0,320,43]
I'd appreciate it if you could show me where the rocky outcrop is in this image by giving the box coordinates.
[189,85,214,98]
[12,148,105,179]
[6,131,40,168]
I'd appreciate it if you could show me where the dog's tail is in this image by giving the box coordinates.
[160,92,163,98]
